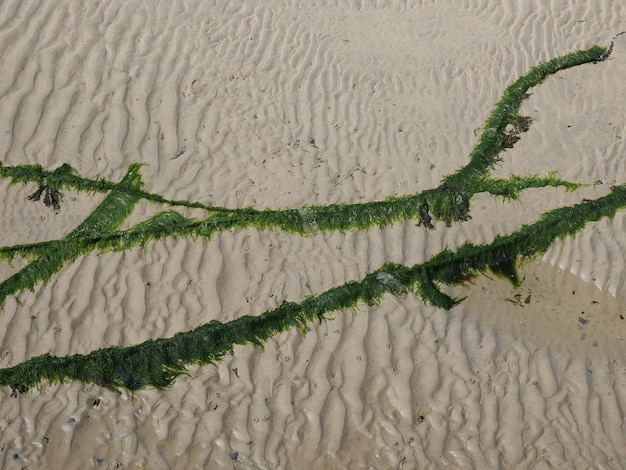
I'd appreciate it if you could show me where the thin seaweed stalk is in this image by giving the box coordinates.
[0,47,608,227]
[0,173,583,263]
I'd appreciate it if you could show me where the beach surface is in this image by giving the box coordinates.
[1,1,625,468]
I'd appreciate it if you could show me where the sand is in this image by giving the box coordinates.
[0,1,625,468]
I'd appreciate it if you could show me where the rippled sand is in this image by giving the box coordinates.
[0,1,625,468]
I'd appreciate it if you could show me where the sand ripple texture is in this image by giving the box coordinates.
[0,1,625,468]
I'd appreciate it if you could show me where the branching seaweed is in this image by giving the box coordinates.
[0,43,620,393]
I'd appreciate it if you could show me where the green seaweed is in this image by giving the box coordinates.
[0,165,144,306]
[0,44,619,394]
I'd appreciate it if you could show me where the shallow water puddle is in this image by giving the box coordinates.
[453,259,626,357]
